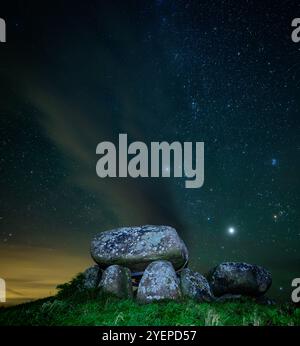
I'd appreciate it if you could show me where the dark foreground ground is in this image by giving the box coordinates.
[0,275,299,326]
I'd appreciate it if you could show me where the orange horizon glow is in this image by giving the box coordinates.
[0,244,92,306]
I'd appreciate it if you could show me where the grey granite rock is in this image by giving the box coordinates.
[99,265,133,299]
[91,225,188,274]
[180,268,214,302]
[83,265,101,289]
[137,260,181,303]
[208,262,272,297]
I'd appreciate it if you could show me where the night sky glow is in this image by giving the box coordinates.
[0,0,299,304]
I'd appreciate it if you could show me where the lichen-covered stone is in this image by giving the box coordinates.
[99,265,133,298]
[208,262,272,297]
[180,268,214,302]
[137,260,181,303]
[91,225,188,274]
[83,265,101,289]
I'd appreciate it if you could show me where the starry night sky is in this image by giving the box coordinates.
[0,0,299,304]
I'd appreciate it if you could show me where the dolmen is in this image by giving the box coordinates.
[81,225,272,304]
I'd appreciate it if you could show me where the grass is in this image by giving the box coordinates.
[0,274,299,326]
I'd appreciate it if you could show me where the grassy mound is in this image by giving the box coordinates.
[0,274,299,326]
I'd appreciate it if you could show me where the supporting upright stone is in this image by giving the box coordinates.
[137,260,181,303]
[180,268,214,302]
[99,265,133,299]
[82,265,101,289]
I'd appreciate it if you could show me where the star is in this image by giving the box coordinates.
[227,227,236,235]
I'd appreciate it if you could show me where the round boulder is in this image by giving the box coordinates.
[180,268,214,302]
[82,265,101,289]
[91,225,188,274]
[137,260,182,303]
[208,262,272,297]
[99,265,133,299]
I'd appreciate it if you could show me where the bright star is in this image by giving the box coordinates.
[228,227,236,235]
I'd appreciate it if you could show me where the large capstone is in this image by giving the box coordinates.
[99,265,133,299]
[208,262,272,297]
[136,260,182,303]
[83,265,101,289]
[180,268,214,302]
[91,225,188,274]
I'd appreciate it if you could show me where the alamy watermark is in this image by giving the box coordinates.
[0,278,5,303]
[291,278,300,303]
[96,134,204,188]
[291,18,300,43]
[0,18,6,42]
